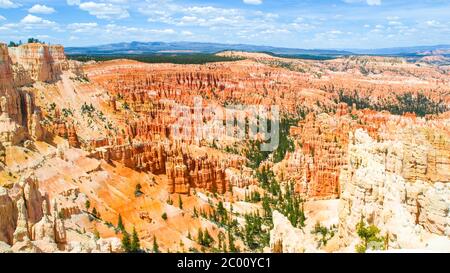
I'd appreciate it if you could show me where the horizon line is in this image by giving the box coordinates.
[2,39,449,52]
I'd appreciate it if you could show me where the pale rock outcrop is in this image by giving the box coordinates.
[11,238,41,253]
[52,199,67,244]
[20,174,44,225]
[11,198,42,253]
[12,198,30,244]
[269,211,309,253]
[338,129,450,251]
[67,239,98,253]
[0,43,27,145]
[8,43,68,83]
[96,237,123,253]
[0,241,12,253]
[32,200,55,243]
[0,43,50,145]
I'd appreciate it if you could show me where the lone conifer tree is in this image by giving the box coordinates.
[178,195,183,209]
[117,214,125,232]
[121,231,131,252]
[130,227,140,252]
[153,236,160,253]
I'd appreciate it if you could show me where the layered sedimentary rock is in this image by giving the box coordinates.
[51,122,79,148]
[8,43,68,83]
[0,44,26,145]
[338,129,450,249]
[0,187,16,245]
[166,151,228,194]
[0,173,108,252]
[89,139,166,172]
[0,43,64,145]
[0,174,44,245]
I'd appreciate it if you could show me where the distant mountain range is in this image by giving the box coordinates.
[65,41,450,57]
[347,44,450,55]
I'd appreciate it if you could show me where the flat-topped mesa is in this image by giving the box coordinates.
[8,43,68,84]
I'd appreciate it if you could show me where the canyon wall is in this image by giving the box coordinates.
[338,128,450,249]
[8,43,68,83]
[0,43,67,146]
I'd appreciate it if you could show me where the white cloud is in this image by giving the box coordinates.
[21,14,55,25]
[0,14,58,31]
[0,15,5,20]
[243,0,262,5]
[289,22,314,32]
[66,0,81,6]
[0,0,20,8]
[64,22,178,43]
[78,1,129,20]
[425,20,447,29]
[366,0,381,6]
[29,4,56,14]
[386,16,400,20]
[343,0,381,6]
[182,30,193,36]
[68,22,99,32]
[388,21,402,26]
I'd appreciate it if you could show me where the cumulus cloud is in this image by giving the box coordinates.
[243,0,262,5]
[21,14,54,24]
[79,2,129,20]
[0,0,21,9]
[0,0,21,8]
[69,1,129,20]
[29,4,56,14]
[0,14,59,31]
[67,22,99,33]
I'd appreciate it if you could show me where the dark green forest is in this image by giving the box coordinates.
[68,53,242,65]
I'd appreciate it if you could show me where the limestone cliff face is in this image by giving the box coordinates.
[8,43,68,83]
[0,173,100,252]
[338,129,450,250]
[0,44,26,145]
[0,43,61,145]
[0,174,44,245]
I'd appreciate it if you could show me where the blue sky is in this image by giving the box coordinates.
[1,0,450,49]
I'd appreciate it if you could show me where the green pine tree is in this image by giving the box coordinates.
[153,236,160,253]
[117,214,125,232]
[121,231,131,252]
[130,227,140,252]
[197,228,204,246]
[228,229,237,253]
[193,207,198,218]
[178,195,183,210]
[203,229,214,247]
